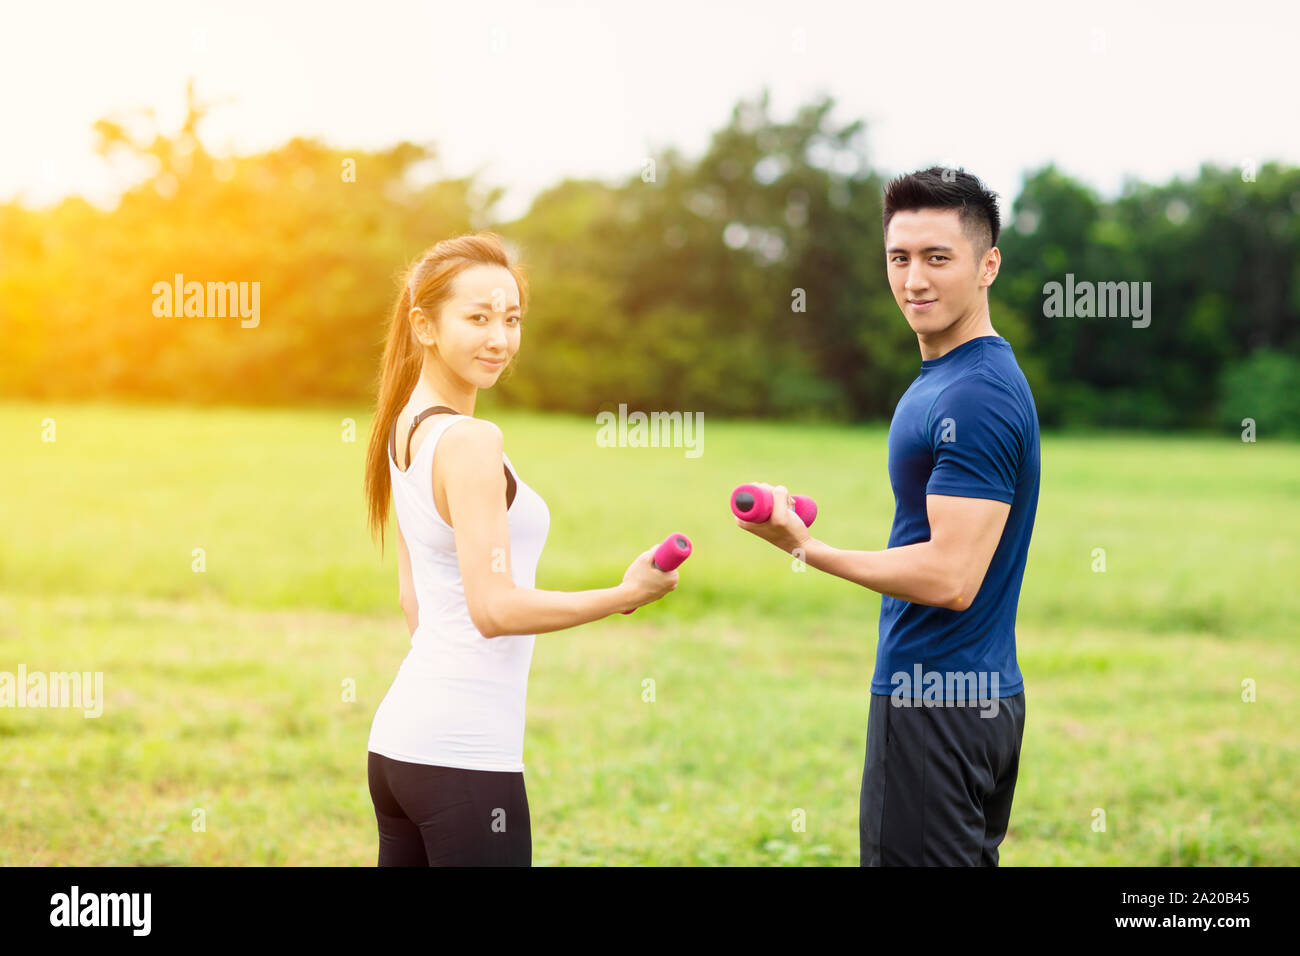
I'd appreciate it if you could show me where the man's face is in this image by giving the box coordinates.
[885,208,995,337]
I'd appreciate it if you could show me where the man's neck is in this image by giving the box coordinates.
[917,305,997,362]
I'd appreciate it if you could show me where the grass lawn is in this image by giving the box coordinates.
[1,400,1296,865]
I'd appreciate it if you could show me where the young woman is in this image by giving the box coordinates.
[362,232,678,866]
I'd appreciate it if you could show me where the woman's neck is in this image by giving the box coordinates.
[415,361,476,416]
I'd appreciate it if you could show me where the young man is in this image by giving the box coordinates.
[735,167,1039,866]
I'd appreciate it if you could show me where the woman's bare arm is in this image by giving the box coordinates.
[436,418,674,637]
[396,523,420,636]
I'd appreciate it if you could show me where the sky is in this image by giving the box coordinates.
[2,0,1296,222]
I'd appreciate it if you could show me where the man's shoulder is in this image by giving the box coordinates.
[926,366,1023,420]
[977,339,1036,395]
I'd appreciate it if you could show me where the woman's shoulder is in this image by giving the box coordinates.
[439,415,502,444]
[436,416,504,470]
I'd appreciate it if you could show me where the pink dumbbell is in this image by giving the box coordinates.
[730,484,818,528]
[621,532,692,614]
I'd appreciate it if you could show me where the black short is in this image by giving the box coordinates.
[860,690,1026,866]
[367,751,531,866]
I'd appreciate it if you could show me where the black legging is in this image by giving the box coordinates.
[367,751,531,866]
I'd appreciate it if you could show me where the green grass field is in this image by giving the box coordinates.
[1,399,1296,865]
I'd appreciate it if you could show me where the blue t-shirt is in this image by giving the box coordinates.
[871,334,1040,701]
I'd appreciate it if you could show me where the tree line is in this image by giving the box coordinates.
[2,84,1296,433]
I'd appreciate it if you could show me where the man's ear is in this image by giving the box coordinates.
[980,247,1001,289]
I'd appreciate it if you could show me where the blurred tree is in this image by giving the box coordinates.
[999,161,1299,428]
[501,89,897,420]
[1218,349,1300,436]
[1,77,482,404]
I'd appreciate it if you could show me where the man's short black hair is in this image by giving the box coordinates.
[882,166,1001,259]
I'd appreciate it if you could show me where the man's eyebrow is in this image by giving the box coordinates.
[886,245,956,255]
[467,301,522,311]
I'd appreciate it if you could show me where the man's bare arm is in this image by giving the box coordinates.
[735,483,1010,611]
[802,494,1010,610]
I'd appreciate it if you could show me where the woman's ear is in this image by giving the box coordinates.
[410,307,437,349]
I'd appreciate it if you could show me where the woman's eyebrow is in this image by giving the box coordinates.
[467,301,521,311]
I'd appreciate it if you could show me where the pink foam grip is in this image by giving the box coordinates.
[791,495,817,528]
[731,484,817,528]
[622,532,692,614]
[652,533,692,571]
[730,484,774,522]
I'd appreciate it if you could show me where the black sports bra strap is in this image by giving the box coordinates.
[393,405,517,509]
[405,405,461,466]
[504,459,517,510]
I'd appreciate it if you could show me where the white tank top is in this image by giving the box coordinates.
[367,413,550,772]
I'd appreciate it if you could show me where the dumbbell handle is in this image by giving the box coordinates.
[621,533,692,614]
[731,484,818,528]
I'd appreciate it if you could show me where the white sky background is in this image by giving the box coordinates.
[2,0,1296,221]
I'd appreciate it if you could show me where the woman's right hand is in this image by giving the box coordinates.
[620,547,679,612]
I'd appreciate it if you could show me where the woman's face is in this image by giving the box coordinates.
[413,263,522,386]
